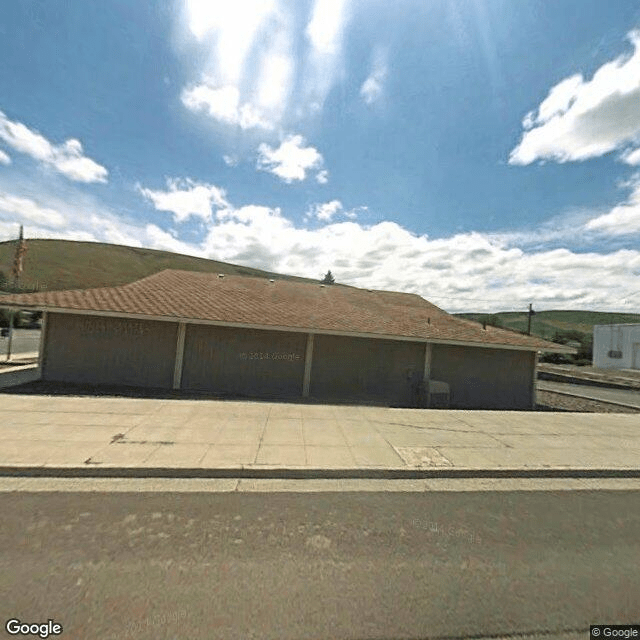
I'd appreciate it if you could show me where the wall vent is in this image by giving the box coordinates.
[607,350,623,359]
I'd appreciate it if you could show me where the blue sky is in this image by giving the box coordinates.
[1,0,640,313]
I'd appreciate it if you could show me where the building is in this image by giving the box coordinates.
[593,324,640,370]
[1,269,573,408]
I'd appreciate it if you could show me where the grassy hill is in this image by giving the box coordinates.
[455,310,640,340]
[0,239,326,292]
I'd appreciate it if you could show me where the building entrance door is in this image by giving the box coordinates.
[633,343,640,370]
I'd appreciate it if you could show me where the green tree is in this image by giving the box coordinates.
[479,314,502,328]
[551,329,585,345]
[0,270,7,291]
[0,309,24,328]
[544,329,592,365]
[0,308,10,328]
[321,270,335,284]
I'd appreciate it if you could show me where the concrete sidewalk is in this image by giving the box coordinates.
[0,393,639,477]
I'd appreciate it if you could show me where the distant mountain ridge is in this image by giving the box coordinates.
[455,310,640,340]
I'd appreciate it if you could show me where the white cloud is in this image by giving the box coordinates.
[310,200,343,221]
[181,84,272,130]
[185,0,277,84]
[254,11,295,117]
[257,135,324,182]
[179,0,350,131]
[86,214,143,248]
[0,220,95,243]
[1,177,639,313]
[315,169,329,184]
[360,49,388,105]
[302,0,350,113]
[138,178,229,223]
[199,203,640,313]
[584,175,640,235]
[0,111,107,183]
[255,52,294,113]
[0,149,10,165]
[306,200,359,222]
[223,154,238,167]
[360,72,385,106]
[0,182,199,251]
[181,0,293,131]
[144,223,197,255]
[621,147,640,166]
[305,0,349,56]
[510,30,640,165]
[0,193,66,227]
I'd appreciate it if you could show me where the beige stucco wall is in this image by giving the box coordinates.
[430,343,535,409]
[309,334,425,406]
[42,313,177,388]
[181,324,307,398]
[40,313,536,408]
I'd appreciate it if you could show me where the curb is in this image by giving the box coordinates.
[537,371,640,391]
[0,363,40,389]
[537,385,640,411]
[1,466,640,479]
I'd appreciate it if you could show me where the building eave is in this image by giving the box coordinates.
[5,304,574,353]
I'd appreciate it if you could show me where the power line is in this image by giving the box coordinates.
[426,294,532,303]
[421,292,640,309]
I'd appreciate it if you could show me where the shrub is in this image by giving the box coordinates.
[539,352,572,365]
[545,329,592,365]
[0,309,31,328]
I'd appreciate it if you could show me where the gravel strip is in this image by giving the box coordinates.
[4,381,639,413]
[536,390,640,414]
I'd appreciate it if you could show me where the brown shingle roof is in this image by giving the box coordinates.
[0,269,572,352]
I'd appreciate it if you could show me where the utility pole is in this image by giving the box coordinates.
[6,312,15,362]
[527,303,536,336]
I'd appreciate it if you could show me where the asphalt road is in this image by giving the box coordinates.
[538,380,640,408]
[2,489,639,639]
[0,328,40,357]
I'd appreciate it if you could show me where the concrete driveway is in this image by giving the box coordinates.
[0,393,639,475]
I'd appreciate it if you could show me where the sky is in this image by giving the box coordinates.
[1,0,640,313]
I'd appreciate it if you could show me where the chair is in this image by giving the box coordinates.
[427,380,450,408]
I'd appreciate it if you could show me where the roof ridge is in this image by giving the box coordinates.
[0,269,574,353]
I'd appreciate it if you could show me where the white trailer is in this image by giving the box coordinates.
[593,324,640,370]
